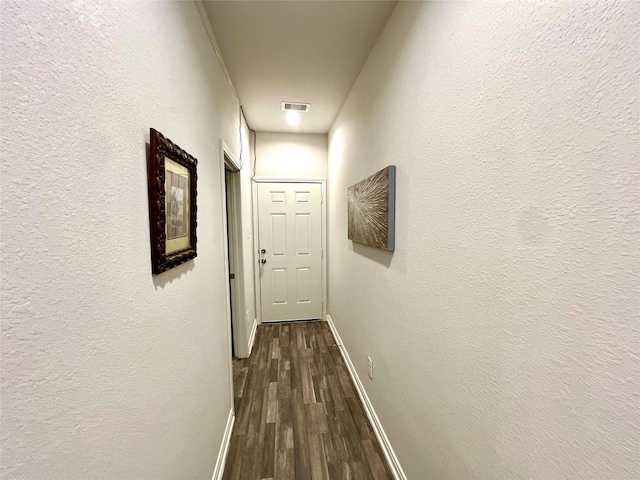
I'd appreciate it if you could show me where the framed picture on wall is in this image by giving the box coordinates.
[147,128,198,274]
[348,165,396,251]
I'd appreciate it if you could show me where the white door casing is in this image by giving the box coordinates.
[257,182,323,322]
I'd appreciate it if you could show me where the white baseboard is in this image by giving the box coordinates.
[211,408,235,480]
[326,314,407,480]
[248,319,258,355]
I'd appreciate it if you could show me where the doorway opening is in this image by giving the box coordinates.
[221,144,249,359]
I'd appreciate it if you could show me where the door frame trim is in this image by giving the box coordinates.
[221,141,250,359]
[219,140,235,411]
[252,178,327,325]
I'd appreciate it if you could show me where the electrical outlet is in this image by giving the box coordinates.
[367,356,373,380]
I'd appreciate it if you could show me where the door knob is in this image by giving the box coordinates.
[260,258,267,264]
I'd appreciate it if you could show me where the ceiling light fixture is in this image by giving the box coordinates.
[286,111,301,126]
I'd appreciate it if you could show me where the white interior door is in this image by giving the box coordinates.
[257,182,323,322]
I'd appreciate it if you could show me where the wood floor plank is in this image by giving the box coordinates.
[351,460,372,480]
[234,361,258,436]
[276,395,293,449]
[221,433,241,480]
[302,362,316,404]
[296,325,306,349]
[269,358,279,383]
[261,422,276,479]
[223,321,393,480]
[290,337,302,391]
[239,385,266,480]
[362,439,391,480]
[327,374,347,412]
[277,351,292,399]
[252,379,273,480]
[292,387,312,479]
[266,382,278,424]
[275,446,295,480]
[346,396,372,441]
[336,364,356,398]
[308,433,328,480]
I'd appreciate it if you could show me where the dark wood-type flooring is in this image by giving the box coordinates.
[223,320,393,480]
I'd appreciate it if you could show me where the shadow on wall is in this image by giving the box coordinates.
[144,139,198,290]
[351,242,394,267]
[152,260,196,290]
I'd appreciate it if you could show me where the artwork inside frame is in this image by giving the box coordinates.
[348,166,396,251]
[147,128,198,274]
[165,159,189,244]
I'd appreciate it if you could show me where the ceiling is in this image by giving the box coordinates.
[202,1,397,134]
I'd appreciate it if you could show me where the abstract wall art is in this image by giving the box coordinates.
[347,165,396,251]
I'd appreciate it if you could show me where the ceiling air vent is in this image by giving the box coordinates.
[282,102,311,112]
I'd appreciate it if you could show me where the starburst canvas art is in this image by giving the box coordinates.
[348,166,396,251]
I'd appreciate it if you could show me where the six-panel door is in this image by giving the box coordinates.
[257,182,323,322]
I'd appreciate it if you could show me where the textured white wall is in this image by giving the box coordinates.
[255,132,328,179]
[1,1,242,478]
[328,2,639,479]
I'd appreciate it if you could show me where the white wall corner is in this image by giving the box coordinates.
[325,315,407,480]
[248,319,258,356]
[211,409,235,480]
[194,1,239,103]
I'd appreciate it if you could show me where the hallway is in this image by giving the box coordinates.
[224,321,392,480]
[2,1,638,478]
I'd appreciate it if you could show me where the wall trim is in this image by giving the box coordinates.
[326,314,407,480]
[248,318,258,355]
[194,1,240,103]
[211,408,235,480]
